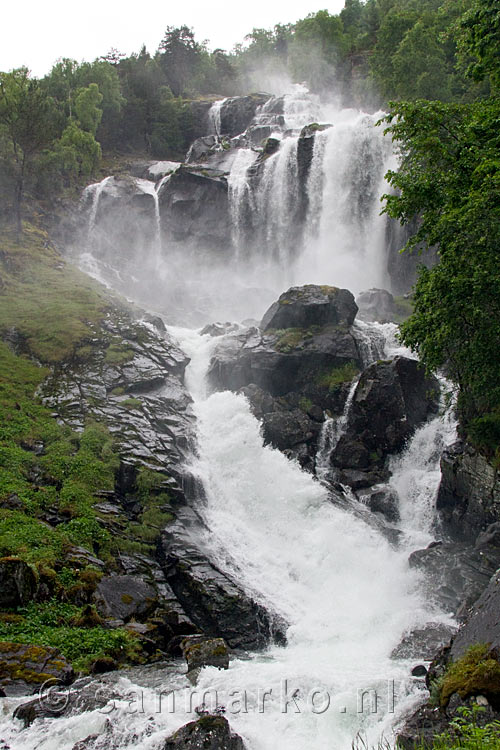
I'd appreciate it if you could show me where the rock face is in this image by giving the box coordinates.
[355,288,396,323]
[160,509,286,650]
[163,716,245,750]
[437,441,500,542]
[450,569,500,659]
[0,642,74,697]
[0,558,37,609]
[218,94,270,137]
[42,310,194,473]
[408,541,500,617]
[158,166,231,253]
[94,576,158,622]
[332,357,439,478]
[261,285,358,331]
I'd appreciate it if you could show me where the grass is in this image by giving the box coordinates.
[317,362,359,390]
[0,600,140,672]
[0,224,115,363]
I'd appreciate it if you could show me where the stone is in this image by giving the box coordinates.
[450,569,500,660]
[332,356,440,475]
[391,622,456,660]
[437,441,500,542]
[356,288,396,323]
[159,509,286,650]
[158,166,231,253]
[94,575,158,622]
[411,665,428,677]
[408,541,500,617]
[260,285,358,332]
[357,487,400,522]
[181,636,229,672]
[218,94,270,137]
[163,716,245,750]
[0,642,73,697]
[0,558,37,609]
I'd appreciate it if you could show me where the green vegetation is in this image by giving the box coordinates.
[0,600,139,671]
[382,0,500,459]
[317,362,359,391]
[432,644,500,710]
[273,328,308,353]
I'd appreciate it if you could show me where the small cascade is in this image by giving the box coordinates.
[83,175,113,236]
[388,383,457,548]
[227,148,258,258]
[135,178,162,262]
[352,319,387,367]
[208,98,227,136]
[256,137,300,264]
[283,84,321,130]
[315,377,359,482]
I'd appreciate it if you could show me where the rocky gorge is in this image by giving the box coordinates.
[0,86,499,750]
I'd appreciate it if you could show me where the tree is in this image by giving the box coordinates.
[0,68,58,234]
[381,94,500,456]
[157,26,201,96]
[74,83,103,135]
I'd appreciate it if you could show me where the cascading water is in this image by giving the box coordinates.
[157,326,454,750]
[315,377,359,483]
[208,98,227,136]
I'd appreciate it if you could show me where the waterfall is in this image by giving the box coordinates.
[135,178,162,262]
[160,326,452,750]
[83,175,113,236]
[315,377,359,483]
[228,148,259,258]
[208,98,227,136]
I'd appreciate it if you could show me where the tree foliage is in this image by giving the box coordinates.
[382,5,500,456]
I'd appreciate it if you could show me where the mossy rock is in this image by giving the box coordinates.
[0,641,74,694]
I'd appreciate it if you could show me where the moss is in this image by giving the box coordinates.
[110,386,126,396]
[298,397,313,413]
[273,328,306,353]
[438,644,500,709]
[121,594,134,605]
[121,397,142,410]
[316,362,359,391]
[104,341,134,365]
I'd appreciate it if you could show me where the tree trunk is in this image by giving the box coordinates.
[14,156,25,239]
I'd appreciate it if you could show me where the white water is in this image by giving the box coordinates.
[208,98,228,136]
[153,326,453,750]
[315,377,359,484]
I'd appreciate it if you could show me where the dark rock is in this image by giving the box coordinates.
[160,510,286,650]
[219,94,270,137]
[476,522,500,549]
[0,493,24,510]
[200,322,240,337]
[208,321,360,399]
[412,665,428,677]
[181,635,229,672]
[0,558,37,609]
[391,622,456,660]
[260,285,358,332]
[357,486,400,522]
[437,441,500,542]
[408,541,500,617]
[186,135,223,164]
[450,569,500,660]
[163,716,245,750]
[356,288,396,323]
[332,357,439,475]
[158,166,231,253]
[261,409,320,451]
[94,575,158,622]
[1,642,73,697]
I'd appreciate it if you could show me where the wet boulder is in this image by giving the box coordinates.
[332,356,439,475]
[408,541,500,617]
[437,441,500,542]
[181,635,229,673]
[356,288,397,324]
[158,166,231,253]
[1,642,74,697]
[93,575,158,622]
[450,569,500,660]
[163,715,245,750]
[260,285,358,332]
[0,557,37,609]
[219,94,270,137]
[357,486,400,522]
[160,509,286,650]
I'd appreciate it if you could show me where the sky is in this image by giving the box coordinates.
[1,0,346,77]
